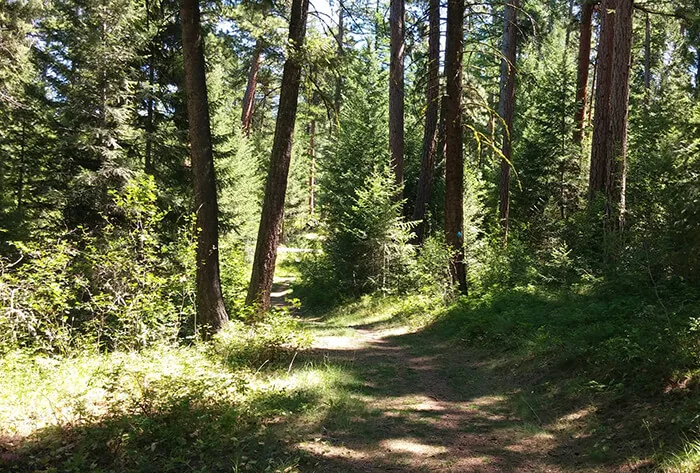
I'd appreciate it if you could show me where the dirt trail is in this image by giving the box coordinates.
[297,326,579,473]
[271,270,612,472]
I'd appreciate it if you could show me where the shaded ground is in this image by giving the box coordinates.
[259,271,667,472]
[3,271,692,472]
[285,323,641,473]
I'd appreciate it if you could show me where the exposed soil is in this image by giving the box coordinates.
[294,325,593,473]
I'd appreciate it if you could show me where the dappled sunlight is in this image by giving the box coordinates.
[381,437,448,456]
[298,440,370,460]
[313,334,370,350]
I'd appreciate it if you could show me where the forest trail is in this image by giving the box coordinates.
[293,323,590,473]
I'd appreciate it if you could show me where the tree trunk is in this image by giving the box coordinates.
[606,0,633,229]
[180,0,228,335]
[145,0,155,173]
[16,123,25,213]
[241,39,263,136]
[437,94,448,165]
[334,0,344,129]
[389,0,405,194]
[588,0,615,199]
[644,13,651,93]
[573,0,594,145]
[308,118,315,216]
[696,50,700,98]
[444,0,467,294]
[497,0,518,243]
[587,57,597,127]
[246,0,309,312]
[412,0,440,244]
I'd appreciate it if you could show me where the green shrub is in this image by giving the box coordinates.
[210,311,311,368]
[0,174,197,353]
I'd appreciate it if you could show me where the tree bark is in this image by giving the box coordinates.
[587,57,597,127]
[334,0,344,129]
[573,0,594,145]
[389,0,405,194]
[180,0,228,335]
[241,39,263,136]
[308,118,315,216]
[444,0,467,294]
[16,123,25,213]
[606,0,633,228]
[643,13,651,92]
[497,0,518,243]
[145,0,155,173]
[588,0,615,199]
[412,0,440,244]
[246,0,309,312]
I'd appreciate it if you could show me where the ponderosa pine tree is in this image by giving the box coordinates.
[573,0,594,145]
[246,0,309,312]
[389,0,405,194]
[334,0,344,127]
[180,0,228,334]
[444,0,467,294]
[241,39,262,136]
[589,0,615,199]
[412,0,440,244]
[606,0,633,228]
[497,0,518,242]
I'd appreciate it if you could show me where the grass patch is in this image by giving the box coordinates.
[0,314,328,473]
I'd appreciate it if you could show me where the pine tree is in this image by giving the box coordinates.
[247,0,310,312]
[181,0,228,334]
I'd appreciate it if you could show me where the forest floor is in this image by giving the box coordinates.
[1,266,698,472]
[282,301,650,472]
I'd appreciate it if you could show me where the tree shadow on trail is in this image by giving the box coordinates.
[288,284,698,472]
[4,285,697,472]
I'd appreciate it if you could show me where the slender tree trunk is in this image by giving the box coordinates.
[444,0,467,294]
[145,0,155,173]
[246,0,309,312]
[308,118,315,216]
[644,13,651,92]
[16,123,25,213]
[389,0,405,194]
[696,50,700,98]
[241,40,263,136]
[587,57,597,128]
[412,0,440,244]
[497,0,518,243]
[573,0,594,145]
[437,94,448,165]
[180,0,228,335]
[334,0,344,129]
[589,0,615,199]
[606,0,633,229]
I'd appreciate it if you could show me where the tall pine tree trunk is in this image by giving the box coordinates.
[412,0,440,244]
[589,0,615,199]
[497,0,518,243]
[389,0,405,194]
[334,0,344,129]
[606,0,633,228]
[308,118,316,216]
[573,0,594,145]
[644,13,651,93]
[246,0,309,312]
[444,0,467,294]
[145,0,155,173]
[180,0,228,335]
[241,40,263,136]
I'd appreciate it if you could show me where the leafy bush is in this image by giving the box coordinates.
[211,311,311,368]
[0,239,82,353]
[0,174,197,353]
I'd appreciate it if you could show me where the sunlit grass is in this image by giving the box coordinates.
[315,293,441,334]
